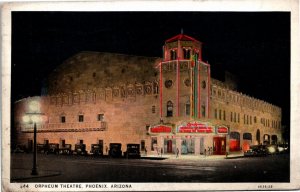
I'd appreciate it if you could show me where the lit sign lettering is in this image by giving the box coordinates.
[177,122,214,133]
[217,126,228,134]
[150,125,172,133]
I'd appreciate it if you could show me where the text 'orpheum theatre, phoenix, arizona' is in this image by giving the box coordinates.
[13,33,283,156]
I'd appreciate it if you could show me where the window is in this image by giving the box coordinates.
[167,101,173,117]
[97,114,104,121]
[61,139,65,147]
[230,112,233,122]
[165,79,173,88]
[79,115,84,122]
[238,113,240,123]
[254,116,257,123]
[223,110,226,121]
[234,112,236,122]
[183,48,191,59]
[214,109,218,119]
[61,116,66,123]
[219,110,222,120]
[202,81,206,89]
[185,101,190,116]
[141,140,145,151]
[170,49,177,60]
[201,105,206,117]
[152,106,156,113]
[79,140,84,144]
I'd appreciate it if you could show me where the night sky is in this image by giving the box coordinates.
[11,12,290,136]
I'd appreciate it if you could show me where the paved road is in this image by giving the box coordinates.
[11,153,289,182]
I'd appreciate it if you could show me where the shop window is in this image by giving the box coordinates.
[61,116,66,123]
[152,106,156,114]
[79,115,84,122]
[151,137,157,151]
[170,49,177,60]
[183,48,191,59]
[167,101,173,117]
[185,101,190,116]
[97,114,104,121]
[243,133,252,140]
[141,140,145,151]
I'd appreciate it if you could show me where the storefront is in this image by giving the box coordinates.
[149,121,229,156]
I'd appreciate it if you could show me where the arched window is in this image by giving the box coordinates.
[170,49,177,60]
[183,48,191,59]
[256,129,261,144]
[167,101,173,117]
[243,133,252,141]
[271,135,278,144]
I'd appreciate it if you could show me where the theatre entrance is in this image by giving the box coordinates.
[213,137,226,155]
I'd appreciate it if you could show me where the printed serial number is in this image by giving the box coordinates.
[20,184,29,189]
[258,185,273,189]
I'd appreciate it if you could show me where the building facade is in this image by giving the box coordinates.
[13,34,282,156]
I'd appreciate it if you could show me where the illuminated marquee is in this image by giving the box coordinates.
[177,122,214,133]
[150,125,172,133]
[216,126,229,134]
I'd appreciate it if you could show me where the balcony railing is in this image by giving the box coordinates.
[21,121,107,133]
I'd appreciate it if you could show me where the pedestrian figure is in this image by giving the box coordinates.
[176,148,179,158]
[161,148,163,157]
[204,149,207,157]
[145,146,147,156]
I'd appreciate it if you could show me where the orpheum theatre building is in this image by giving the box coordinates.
[13,33,283,156]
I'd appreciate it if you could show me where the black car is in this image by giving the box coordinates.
[74,144,87,155]
[59,144,73,155]
[109,143,122,158]
[244,145,267,157]
[45,143,60,155]
[124,144,141,158]
[90,144,103,156]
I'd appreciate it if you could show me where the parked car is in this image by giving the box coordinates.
[109,143,122,158]
[244,145,267,157]
[266,144,278,155]
[45,143,60,155]
[37,144,48,153]
[74,144,87,155]
[90,144,103,156]
[13,144,27,153]
[59,144,73,155]
[277,144,289,154]
[124,144,140,158]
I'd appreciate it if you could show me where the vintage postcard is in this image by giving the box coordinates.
[1,0,300,191]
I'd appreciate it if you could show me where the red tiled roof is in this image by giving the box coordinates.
[165,34,201,43]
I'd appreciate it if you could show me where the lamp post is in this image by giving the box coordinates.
[22,100,45,176]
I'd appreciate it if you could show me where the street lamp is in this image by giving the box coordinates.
[22,100,45,175]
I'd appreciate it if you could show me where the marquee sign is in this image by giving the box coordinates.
[216,126,229,134]
[177,122,214,133]
[150,125,172,133]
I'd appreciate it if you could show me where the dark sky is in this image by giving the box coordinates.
[11,12,290,128]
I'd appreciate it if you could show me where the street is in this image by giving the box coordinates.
[11,153,289,182]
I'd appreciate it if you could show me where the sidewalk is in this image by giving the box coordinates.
[141,152,244,161]
[11,168,61,181]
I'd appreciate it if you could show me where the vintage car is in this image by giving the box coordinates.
[59,144,73,155]
[124,144,140,158]
[74,144,87,155]
[45,143,60,155]
[13,144,28,153]
[90,144,103,156]
[277,144,289,154]
[244,145,267,157]
[109,143,122,158]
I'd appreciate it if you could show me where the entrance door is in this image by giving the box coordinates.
[167,140,172,153]
[213,137,226,155]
